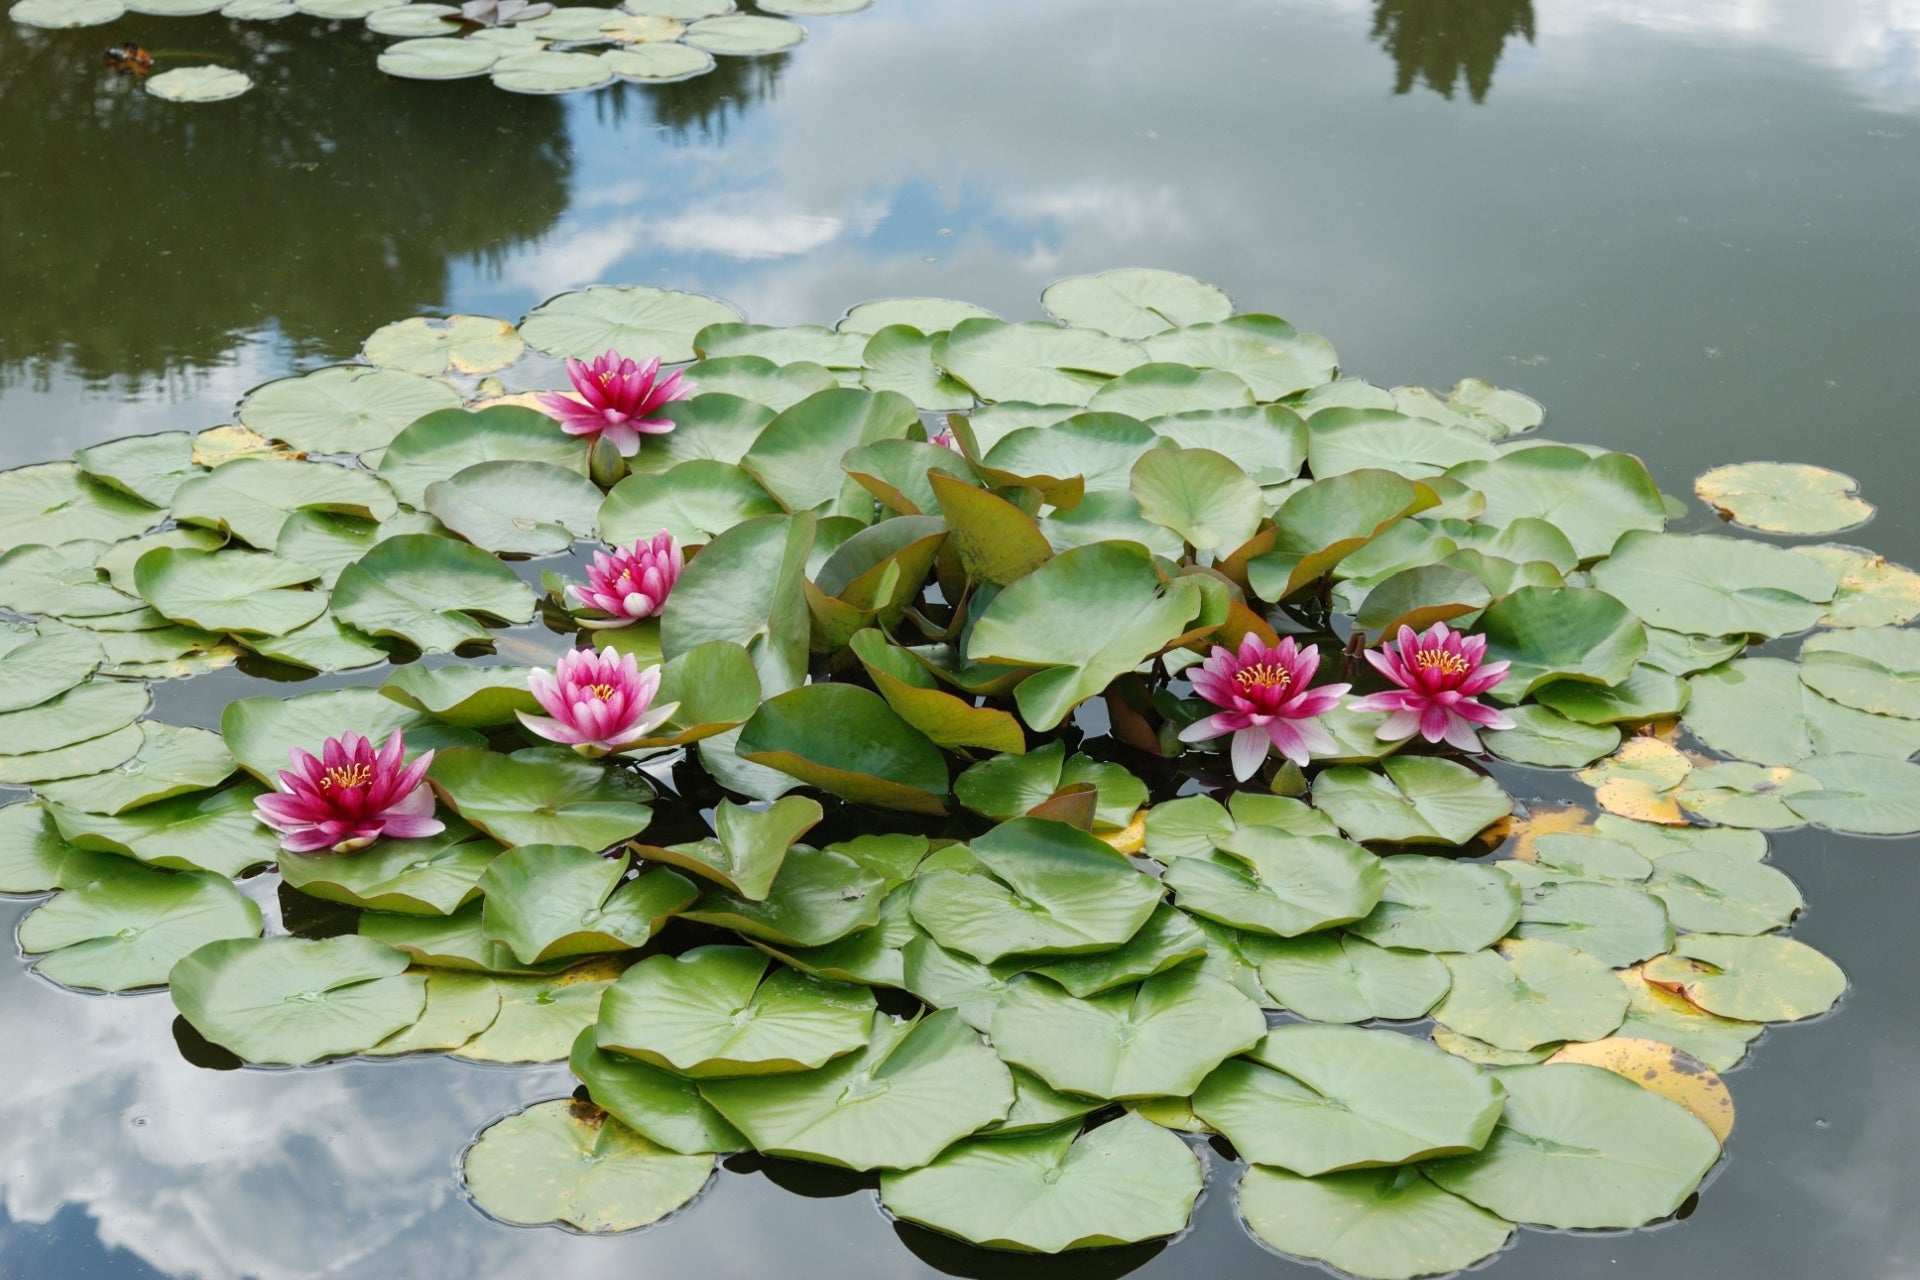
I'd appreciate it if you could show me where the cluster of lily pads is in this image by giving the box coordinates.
[9,0,850,101]
[2,266,1914,1278]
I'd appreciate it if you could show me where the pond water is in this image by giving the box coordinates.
[4,1,1920,1277]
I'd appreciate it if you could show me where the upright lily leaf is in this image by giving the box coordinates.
[928,471,1053,586]
[989,967,1267,1100]
[331,534,536,653]
[461,1100,714,1231]
[429,747,654,849]
[661,513,815,695]
[698,1009,1015,1171]
[569,1028,749,1158]
[1248,470,1437,601]
[849,630,1026,755]
[595,945,875,1076]
[170,935,427,1066]
[739,388,918,514]
[881,1114,1205,1252]
[1128,447,1264,551]
[479,845,696,964]
[737,684,948,814]
[908,818,1162,962]
[636,795,821,899]
[968,541,1204,730]
[1193,1024,1508,1175]
[1423,1064,1720,1229]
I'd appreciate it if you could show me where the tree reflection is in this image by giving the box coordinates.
[590,50,793,145]
[0,16,572,386]
[1371,0,1535,103]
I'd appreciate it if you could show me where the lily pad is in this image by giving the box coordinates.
[1433,939,1628,1051]
[170,457,397,551]
[1592,531,1838,638]
[737,683,948,814]
[10,0,128,26]
[480,846,695,964]
[147,65,253,103]
[880,1114,1204,1252]
[454,960,625,1063]
[1685,657,1920,765]
[678,846,884,948]
[907,818,1161,963]
[462,1100,713,1231]
[135,547,326,636]
[1193,1024,1508,1175]
[19,862,261,992]
[429,747,654,849]
[1646,851,1801,934]
[936,319,1142,405]
[170,934,427,1065]
[1446,446,1666,561]
[1019,904,1207,998]
[0,463,159,550]
[1346,855,1521,953]
[331,534,536,652]
[1799,627,1920,718]
[682,11,802,52]
[1423,1064,1720,1229]
[379,405,590,507]
[1041,269,1232,340]
[221,686,482,782]
[48,784,282,877]
[1784,752,1920,834]
[635,795,819,899]
[424,460,602,556]
[1255,932,1451,1024]
[281,826,502,916]
[1238,1165,1514,1280]
[1162,830,1388,938]
[0,680,148,756]
[698,1009,1015,1170]
[1477,586,1646,699]
[570,1027,748,1154]
[1512,880,1672,968]
[240,365,459,454]
[1484,705,1621,768]
[1696,462,1872,534]
[378,36,502,79]
[1141,315,1337,400]
[594,945,875,1076]
[1642,934,1845,1023]
[36,723,234,815]
[521,285,741,363]
[660,513,813,695]
[1312,756,1512,846]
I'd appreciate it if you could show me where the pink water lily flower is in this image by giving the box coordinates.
[537,350,692,457]
[570,531,682,628]
[1179,635,1351,781]
[518,646,679,757]
[253,730,444,855]
[1350,622,1514,751]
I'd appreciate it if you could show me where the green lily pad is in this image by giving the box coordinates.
[1345,855,1522,953]
[0,722,143,785]
[936,319,1142,405]
[907,818,1161,963]
[737,683,948,815]
[0,629,100,714]
[0,803,73,893]
[171,457,397,551]
[1163,830,1387,938]
[19,862,261,992]
[0,680,147,756]
[1592,531,1838,638]
[1255,932,1450,1024]
[1616,967,1763,1071]
[1040,269,1231,340]
[1695,462,1873,535]
[1646,852,1801,934]
[378,35,503,79]
[36,723,234,815]
[1784,752,1920,834]
[47,784,280,877]
[521,285,741,363]
[359,899,564,975]
[363,315,522,375]
[491,49,617,93]
[660,513,813,695]
[1533,666,1689,726]
[1642,933,1845,1022]
[953,741,1142,827]
[595,945,875,1076]
[1307,407,1497,480]
[11,0,128,26]
[1126,446,1263,552]
[221,686,483,782]
[170,934,427,1065]
[856,325,975,411]
[1238,1165,1514,1280]
[979,412,1159,497]
[678,846,884,948]
[1433,939,1628,1051]
[331,534,536,653]
[880,1114,1204,1252]
[73,432,201,508]
[281,826,501,915]
[1447,446,1666,561]
[738,387,918,514]
[0,464,159,552]
[480,846,694,964]
[900,932,1017,1031]
[968,541,1203,731]
[840,297,997,336]
[698,1009,1014,1170]
[454,960,625,1063]
[1422,1064,1720,1228]
[1249,470,1439,600]
[146,65,253,103]
[462,1099,714,1230]
[1193,1024,1507,1175]
[602,41,715,79]
[363,968,501,1056]
[1512,880,1672,968]
[1141,315,1337,400]
[1089,364,1254,419]
[570,1026,749,1154]
[1312,756,1512,846]
[635,795,820,899]
[682,11,802,52]
[425,460,603,556]
[1799,627,1920,718]
[1484,705,1621,768]
[429,747,653,849]
[378,664,539,729]
[378,405,589,507]
[1019,904,1206,997]
[1685,657,1920,765]
[599,460,783,548]
[135,548,326,636]
[240,366,459,454]
[1476,586,1646,700]
[989,967,1266,1100]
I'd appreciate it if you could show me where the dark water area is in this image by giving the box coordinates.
[3,1,1920,1277]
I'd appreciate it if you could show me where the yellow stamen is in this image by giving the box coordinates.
[1235,663,1292,693]
[320,763,371,791]
[586,683,617,700]
[1414,650,1472,677]
[597,371,615,388]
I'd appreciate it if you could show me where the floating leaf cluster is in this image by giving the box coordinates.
[8,0,857,100]
[1,267,1905,1278]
